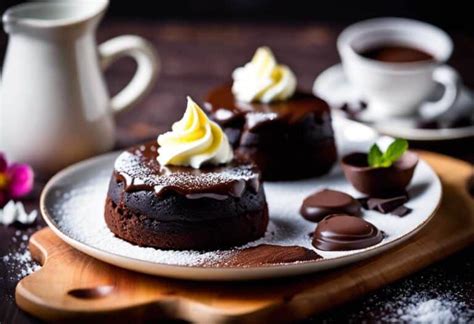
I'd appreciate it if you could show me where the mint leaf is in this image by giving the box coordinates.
[368,143,384,167]
[379,158,393,168]
[384,138,409,165]
[366,139,409,168]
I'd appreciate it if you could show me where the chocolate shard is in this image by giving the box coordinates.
[357,197,369,209]
[367,195,409,214]
[391,205,412,217]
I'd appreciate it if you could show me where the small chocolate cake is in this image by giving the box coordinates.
[204,85,337,180]
[105,142,268,250]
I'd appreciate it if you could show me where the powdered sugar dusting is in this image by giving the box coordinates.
[246,111,278,129]
[45,154,441,268]
[115,150,257,194]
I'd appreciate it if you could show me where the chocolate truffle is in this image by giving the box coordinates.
[204,85,337,180]
[105,142,268,250]
[300,189,362,222]
[312,214,383,251]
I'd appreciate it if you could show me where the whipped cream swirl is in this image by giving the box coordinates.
[157,97,233,168]
[232,46,297,103]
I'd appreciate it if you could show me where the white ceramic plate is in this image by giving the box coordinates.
[314,64,474,141]
[40,119,442,281]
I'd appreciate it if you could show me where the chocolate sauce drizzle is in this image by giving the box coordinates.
[204,85,333,131]
[114,142,260,198]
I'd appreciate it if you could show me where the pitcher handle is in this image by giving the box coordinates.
[99,35,159,114]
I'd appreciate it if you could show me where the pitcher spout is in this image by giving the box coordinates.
[3,0,109,35]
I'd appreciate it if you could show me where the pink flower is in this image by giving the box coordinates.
[0,153,34,207]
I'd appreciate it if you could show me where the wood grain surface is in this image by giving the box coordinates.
[14,151,474,323]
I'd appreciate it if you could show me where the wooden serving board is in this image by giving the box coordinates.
[16,151,474,323]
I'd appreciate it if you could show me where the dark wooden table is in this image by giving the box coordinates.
[1,20,473,323]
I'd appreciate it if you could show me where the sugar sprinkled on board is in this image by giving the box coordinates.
[400,299,456,323]
[2,228,42,281]
[2,250,41,279]
[310,253,474,323]
[382,293,474,323]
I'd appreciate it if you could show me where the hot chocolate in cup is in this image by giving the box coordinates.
[337,18,460,118]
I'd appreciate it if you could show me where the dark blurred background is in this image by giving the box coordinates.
[1,0,473,151]
[0,0,472,34]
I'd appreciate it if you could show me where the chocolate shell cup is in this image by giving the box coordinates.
[341,151,419,197]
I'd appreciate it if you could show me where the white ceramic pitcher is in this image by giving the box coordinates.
[0,0,159,175]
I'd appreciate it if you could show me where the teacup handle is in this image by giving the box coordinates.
[419,65,461,119]
[99,35,159,114]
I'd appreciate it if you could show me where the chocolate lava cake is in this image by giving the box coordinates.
[105,142,268,250]
[204,85,337,180]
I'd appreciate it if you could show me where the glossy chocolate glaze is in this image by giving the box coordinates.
[312,215,383,251]
[204,85,334,146]
[300,189,362,222]
[113,141,260,198]
[108,179,267,222]
[217,244,322,267]
[205,85,331,127]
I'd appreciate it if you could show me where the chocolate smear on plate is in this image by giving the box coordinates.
[216,244,322,267]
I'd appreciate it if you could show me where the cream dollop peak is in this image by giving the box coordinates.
[157,97,233,168]
[232,46,297,103]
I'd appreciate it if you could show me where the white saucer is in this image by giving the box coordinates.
[314,64,474,141]
[39,119,442,281]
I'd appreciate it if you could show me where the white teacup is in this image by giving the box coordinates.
[337,17,460,118]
